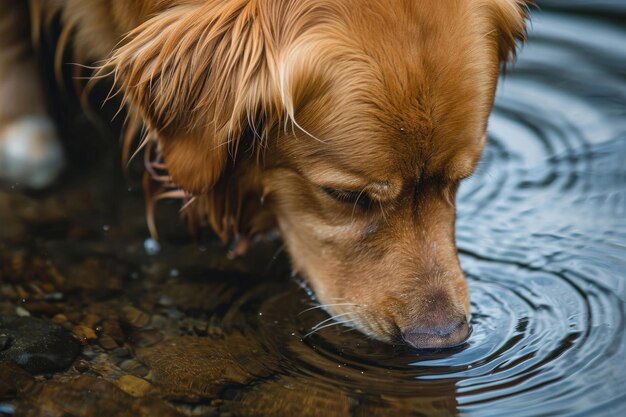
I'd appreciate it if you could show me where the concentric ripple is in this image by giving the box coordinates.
[213,9,626,417]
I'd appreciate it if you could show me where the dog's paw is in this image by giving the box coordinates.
[0,116,65,189]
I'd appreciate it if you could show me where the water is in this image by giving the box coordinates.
[1,6,626,417]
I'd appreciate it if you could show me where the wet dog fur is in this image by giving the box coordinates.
[0,0,530,348]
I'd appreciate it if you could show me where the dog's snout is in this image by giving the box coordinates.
[401,317,470,350]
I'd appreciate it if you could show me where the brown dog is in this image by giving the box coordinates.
[0,0,529,348]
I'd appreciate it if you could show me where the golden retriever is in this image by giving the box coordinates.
[0,0,529,348]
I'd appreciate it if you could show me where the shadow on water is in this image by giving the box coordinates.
[1,3,626,417]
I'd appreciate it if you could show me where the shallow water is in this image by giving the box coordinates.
[1,6,626,417]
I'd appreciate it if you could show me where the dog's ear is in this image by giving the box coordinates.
[489,0,531,69]
[105,2,280,194]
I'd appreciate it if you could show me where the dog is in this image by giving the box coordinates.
[0,0,529,348]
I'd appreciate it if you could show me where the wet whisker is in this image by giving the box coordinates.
[298,303,359,315]
[310,312,353,331]
[303,319,356,338]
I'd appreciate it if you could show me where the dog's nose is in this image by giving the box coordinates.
[401,317,470,349]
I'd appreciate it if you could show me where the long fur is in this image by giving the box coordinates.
[18,0,531,344]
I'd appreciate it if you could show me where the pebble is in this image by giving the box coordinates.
[19,301,61,316]
[122,306,150,329]
[158,295,174,307]
[43,292,63,301]
[15,375,185,417]
[166,308,185,320]
[15,286,29,300]
[0,315,81,374]
[51,314,68,325]
[82,314,101,328]
[193,323,209,337]
[101,319,125,344]
[98,335,118,350]
[75,359,90,373]
[73,325,98,343]
[0,284,17,299]
[0,333,9,351]
[109,347,131,360]
[226,375,353,417]
[15,306,30,317]
[149,314,169,330]
[0,362,35,398]
[136,334,278,401]
[116,375,152,397]
[118,359,150,378]
[128,329,163,348]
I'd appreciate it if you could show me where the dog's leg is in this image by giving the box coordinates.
[0,0,63,189]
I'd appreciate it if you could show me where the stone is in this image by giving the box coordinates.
[0,315,81,374]
[118,359,150,378]
[128,328,163,348]
[0,333,9,351]
[116,375,152,397]
[224,376,353,417]
[73,325,98,343]
[101,319,125,344]
[14,375,185,417]
[121,306,150,329]
[82,314,101,328]
[136,333,278,402]
[0,362,35,399]
[50,314,67,325]
[75,359,90,373]
[20,300,62,316]
[98,335,118,350]
[15,306,30,317]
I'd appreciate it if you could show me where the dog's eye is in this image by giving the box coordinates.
[322,187,371,208]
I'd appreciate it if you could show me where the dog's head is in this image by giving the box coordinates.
[108,0,529,348]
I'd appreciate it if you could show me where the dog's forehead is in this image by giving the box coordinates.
[353,5,497,180]
[283,0,498,183]
[317,61,494,183]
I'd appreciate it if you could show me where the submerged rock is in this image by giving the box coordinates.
[116,375,153,398]
[225,375,457,417]
[0,315,81,374]
[14,375,184,417]
[137,333,278,401]
[121,306,151,329]
[225,376,353,417]
[0,362,35,399]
